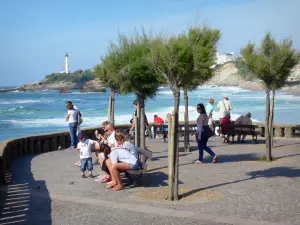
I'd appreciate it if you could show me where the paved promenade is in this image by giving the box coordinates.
[1,136,300,225]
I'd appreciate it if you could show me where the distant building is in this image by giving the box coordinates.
[216,52,235,65]
[65,53,69,73]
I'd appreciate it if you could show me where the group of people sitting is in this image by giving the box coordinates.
[75,121,139,191]
[205,96,253,143]
[220,111,252,143]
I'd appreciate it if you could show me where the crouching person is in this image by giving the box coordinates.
[99,144,139,191]
[77,132,98,178]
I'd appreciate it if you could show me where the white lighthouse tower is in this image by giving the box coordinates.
[65,53,69,73]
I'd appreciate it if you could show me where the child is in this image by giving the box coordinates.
[77,132,98,178]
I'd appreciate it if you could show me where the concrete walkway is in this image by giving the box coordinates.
[1,136,300,225]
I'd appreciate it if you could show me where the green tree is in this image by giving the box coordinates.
[148,26,220,200]
[236,58,256,81]
[107,32,161,148]
[94,53,121,125]
[240,33,299,161]
[182,27,221,152]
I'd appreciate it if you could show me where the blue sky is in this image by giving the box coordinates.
[0,0,299,86]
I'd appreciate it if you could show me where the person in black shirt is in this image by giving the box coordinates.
[129,100,149,137]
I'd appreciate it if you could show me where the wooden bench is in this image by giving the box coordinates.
[293,126,300,138]
[153,124,197,143]
[124,147,153,182]
[153,125,168,143]
[219,124,260,143]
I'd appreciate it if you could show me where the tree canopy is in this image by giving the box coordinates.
[240,32,299,90]
[148,27,221,93]
[107,33,161,99]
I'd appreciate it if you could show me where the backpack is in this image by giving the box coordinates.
[77,111,83,125]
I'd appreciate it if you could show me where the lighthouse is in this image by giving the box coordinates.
[65,53,69,73]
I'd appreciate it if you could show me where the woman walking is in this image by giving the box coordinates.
[66,101,79,149]
[195,103,220,163]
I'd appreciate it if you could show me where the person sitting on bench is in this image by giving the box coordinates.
[114,129,138,158]
[220,111,235,142]
[234,112,252,143]
[99,144,139,191]
[93,121,110,165]
[94,122,117,183]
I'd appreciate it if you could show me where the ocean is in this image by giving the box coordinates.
[1,86,300,141]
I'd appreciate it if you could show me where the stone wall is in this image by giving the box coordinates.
[0,122,299,184]
[148,121,300,139]
[0,124,131,184]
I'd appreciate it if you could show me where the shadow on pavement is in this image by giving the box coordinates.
[181,166,300,199]
[140,171,183,187]
[151,153,190,161]
[273,141,300,148]
[0,155,52,225]
[216,153,262,163]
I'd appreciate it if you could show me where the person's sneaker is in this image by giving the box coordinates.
[82,174,87,178]
[88,174,93,178]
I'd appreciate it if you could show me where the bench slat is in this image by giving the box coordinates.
[220,124,258,129]
[136,147,153,159]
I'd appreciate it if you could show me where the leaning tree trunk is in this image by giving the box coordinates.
[111,90,116,126]
[107,89,115,125]
[139,98,146,149]
[168,90,180,201]
[107,93,112,122]
[265,89,272,161]
[168,113,175,201]
[183,88,190,152]
[135,99,141,147]
[270,90,275,148]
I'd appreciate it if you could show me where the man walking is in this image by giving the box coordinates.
[217,96,233,121]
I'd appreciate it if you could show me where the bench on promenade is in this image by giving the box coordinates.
[124,147,153,183]
[219,124,261,143]
[153,125,168,143]
[153,124,198,143]
[293,127,300,137]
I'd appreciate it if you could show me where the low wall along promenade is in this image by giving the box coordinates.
[0,121,299,184]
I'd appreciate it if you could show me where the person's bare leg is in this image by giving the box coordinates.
[111,165,121,187]
[112,163,131,189]
[106,159,117,187]
[98,155,104,168]
[98,155,109,177]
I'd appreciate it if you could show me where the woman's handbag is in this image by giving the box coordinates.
[78,112,83,124]
[207,127,214,139]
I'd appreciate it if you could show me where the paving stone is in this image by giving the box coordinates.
[1,137,300,225]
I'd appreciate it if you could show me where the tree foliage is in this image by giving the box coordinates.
[240,32,299,161]
[100,33,161,99]
[240,33,299,90]
[148,27,220,92]
[148,26,221,200]
[94,58,119,92]
[235,58,256,81]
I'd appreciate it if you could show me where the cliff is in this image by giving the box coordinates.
[16,70,106,93]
